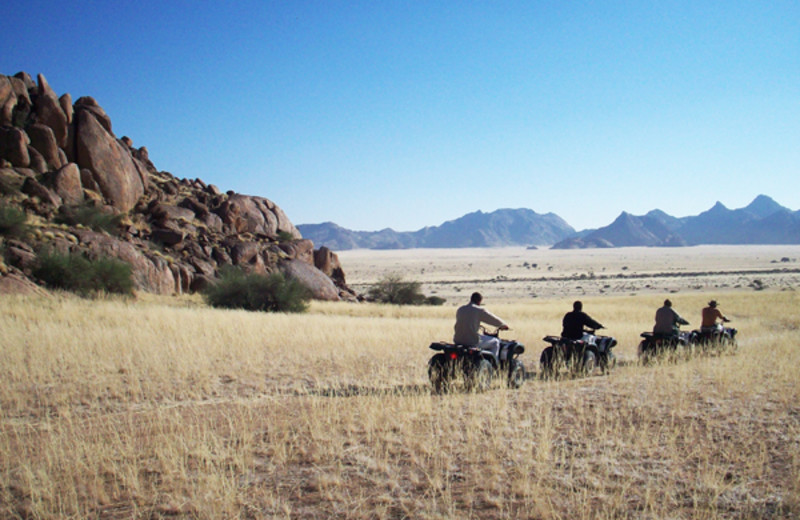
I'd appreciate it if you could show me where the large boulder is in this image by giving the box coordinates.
[0,272,48,295]
[314,246,347,286]
[279,258,340,301]
[27,123,64,170]
[35,74,69,148]
[0,76,16,127]
[74,96,112,133]
[73,229,176,294]
[0,75,30,128]
[59,93,73,124]
[0,167,27,193]
[74,101,146,211]
[216,194,300,238]
[278,239,315,265]
[47,163,84,206]
[0,127,30,167]
[21,177,61,207]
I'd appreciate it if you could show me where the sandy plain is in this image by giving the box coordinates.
[339,244,800,302]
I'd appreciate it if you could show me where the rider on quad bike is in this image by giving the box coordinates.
[427,292,526,392]
[453,292,509,359]
[694,300,737,351]
[561,301,603,341]
[540,301,616,378]
[638,299,691,362]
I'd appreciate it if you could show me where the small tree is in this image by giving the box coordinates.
[367,273,444,305]
[0,204,28,237]
[55,204,123,234]
[203,267,310,313]
[33,250,133,296]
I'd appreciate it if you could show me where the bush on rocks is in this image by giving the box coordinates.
[203,266,310,313]
[33,250,133,296]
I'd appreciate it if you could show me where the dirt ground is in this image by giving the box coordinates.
[338,245,800,302]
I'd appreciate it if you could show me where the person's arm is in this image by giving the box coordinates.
[479,308,508,330]
[674,310,689,326]
[584,314,603,330]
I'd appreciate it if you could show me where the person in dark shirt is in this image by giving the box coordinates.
[561,301,604,340]
[654,299,688,336]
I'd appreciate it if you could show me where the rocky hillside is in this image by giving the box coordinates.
[0,72,354,300]
[298,208,575,250]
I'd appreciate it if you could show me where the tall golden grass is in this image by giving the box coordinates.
[1,287,798,518]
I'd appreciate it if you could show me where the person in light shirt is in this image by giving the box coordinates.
[453,292,508,358]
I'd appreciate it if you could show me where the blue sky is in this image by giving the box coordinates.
[3,1,798,232]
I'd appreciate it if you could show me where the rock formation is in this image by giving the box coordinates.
[0,72,356,301]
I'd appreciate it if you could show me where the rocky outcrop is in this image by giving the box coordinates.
[279,259,340,301]
[0,71,354,301]
[73,99,146,212]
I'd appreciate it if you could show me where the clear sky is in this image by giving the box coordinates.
[3,1,798,232]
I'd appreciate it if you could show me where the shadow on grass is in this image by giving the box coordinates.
[297,383,432,398]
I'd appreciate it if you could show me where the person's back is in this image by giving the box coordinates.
[561,301,603,340]
[653,299,686,335]
[701,300,726,328]
[453,293,507,346]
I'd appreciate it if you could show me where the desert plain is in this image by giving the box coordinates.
[1,245,799,519]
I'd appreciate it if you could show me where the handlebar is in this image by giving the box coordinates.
[480,325,509,337]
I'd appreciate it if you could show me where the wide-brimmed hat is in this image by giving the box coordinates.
[708,300,718,307]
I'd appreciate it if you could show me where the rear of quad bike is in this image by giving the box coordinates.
[539,338,597,380]
[428,346,525,393]
[428,352,492,393]
[637,332,689,365]
[692,327,739,356]
[506,358,525,389]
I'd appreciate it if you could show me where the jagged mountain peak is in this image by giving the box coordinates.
[744,194,786,218]
[708,201,730,213]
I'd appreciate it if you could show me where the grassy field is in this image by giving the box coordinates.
[1,246,799,519]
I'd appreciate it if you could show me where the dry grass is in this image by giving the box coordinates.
[1,246,800,519]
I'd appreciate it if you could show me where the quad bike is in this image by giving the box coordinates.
[637,327,693,364]
[539,329,617,379]
[690,322,738,354]
[427,327,526,393]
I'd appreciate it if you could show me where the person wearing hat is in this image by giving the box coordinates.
[701,300,729,332]
[654,299,689,337]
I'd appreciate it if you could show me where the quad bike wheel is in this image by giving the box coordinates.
[580,350,596,376]
[466,359,493,392]
[720,333,738,353]
[638,341,654,366]
[599,352,616,374]
[508,359,526,389]
[428,354,452,394]
[540,346,558,380]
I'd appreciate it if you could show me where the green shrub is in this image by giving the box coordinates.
[55,204,123,234]
[203,267,310,313]
[424,295,447,306]
[0,204,28,237]
[33,250,133,296]
[367,273,444,305]
[276,231,296,243]
[89,256,135,295]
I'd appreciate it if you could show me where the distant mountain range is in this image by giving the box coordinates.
[298,209,575,250]
[298,195,800,250]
